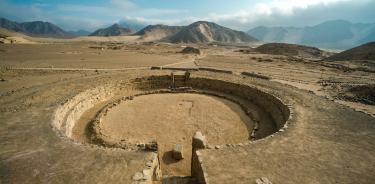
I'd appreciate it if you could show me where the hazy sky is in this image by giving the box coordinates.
[0,0,374,31]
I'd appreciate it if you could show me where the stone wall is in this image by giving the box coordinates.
[187,77,290,130]
[52,84,117,139]
[51,73,290,184]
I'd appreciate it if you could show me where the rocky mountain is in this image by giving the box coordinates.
[0,17,71,37]
[326,42,375,61]
[0,18,24,32]
[119,20,146,32]
[67,30,91,36]
[20,21,70,37]
[167,21,257,43]
[89,24,134,36]
[248,20,375,49]
[134,25,184,41]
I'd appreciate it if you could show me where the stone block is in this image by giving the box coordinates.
[172,144,184,160]
[192,131,207,149]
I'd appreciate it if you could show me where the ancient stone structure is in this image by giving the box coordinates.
[52,73,291,183]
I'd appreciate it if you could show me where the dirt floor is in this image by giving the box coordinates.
[99,93,252,176]
[0,40,374,183]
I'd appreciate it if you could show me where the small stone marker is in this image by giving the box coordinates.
[172,144,184,160]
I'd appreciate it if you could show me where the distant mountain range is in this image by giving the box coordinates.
[248,20,375,50]
[0,17,72,38]
[89,24,134,36]
[119,20,146,32]
[135,21,257,43]
[67,30,90,36]
[2,17,255,43]
[3,16,373,47]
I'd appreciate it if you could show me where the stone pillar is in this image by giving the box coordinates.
[171,72,175,89]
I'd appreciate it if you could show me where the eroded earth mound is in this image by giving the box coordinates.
[337,84,375,105]
[327,42,375,61]
[180,47,201,55]
[255,43,330,59]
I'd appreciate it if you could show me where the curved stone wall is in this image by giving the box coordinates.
[52,74,290,144]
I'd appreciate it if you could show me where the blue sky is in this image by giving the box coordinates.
[0,0,374,31]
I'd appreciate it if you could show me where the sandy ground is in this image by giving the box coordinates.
[0,40,374,183]
[197,73,375,184]
[100,93,251,176]
[0,43,194,69]
[196,52,375,116]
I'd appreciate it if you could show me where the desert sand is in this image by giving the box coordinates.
[0,36,374,184]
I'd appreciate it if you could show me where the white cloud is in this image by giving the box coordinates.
[138,8,188,16]
[121,16,199,26]
[254,0,347,15]
[50,1,189,30]
[110,0,137,10]
[209,0,349,23]
[1,0,373,32]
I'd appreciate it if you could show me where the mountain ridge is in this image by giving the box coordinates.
[134,24,184,41]
[89,24,134,36]
[166,21,257,43]
[326,42,375,61]
[247,20,375,49]
[0,17,72,38]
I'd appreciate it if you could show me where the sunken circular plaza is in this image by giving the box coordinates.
[52,72,291,181]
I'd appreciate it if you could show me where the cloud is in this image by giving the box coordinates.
[119,0,367,31]
[205,0,374,30]
[0,0,189,31]
[52,1,188,29]
[208,0,350,24]
[56,5,114,15]
[120,16,199,26]
[110,0,137,10]
[0,0,373,32]
[55,16,109,31]
[253,0,347,15]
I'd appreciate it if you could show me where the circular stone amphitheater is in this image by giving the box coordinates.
[1,69,374,184]
[53,71,291,181]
